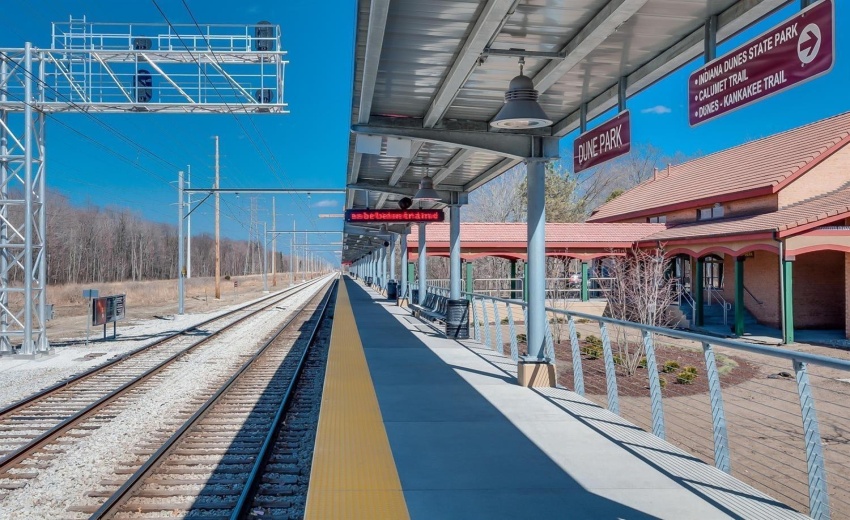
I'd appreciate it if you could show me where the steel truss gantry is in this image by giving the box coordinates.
[0,18,288,355]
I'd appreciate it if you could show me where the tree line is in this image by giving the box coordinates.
[43,191,290,285]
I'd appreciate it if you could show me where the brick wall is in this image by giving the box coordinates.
[846,253,850,339]
[794,251,845,329]
[621,194,778,225]
[779,146,850,208]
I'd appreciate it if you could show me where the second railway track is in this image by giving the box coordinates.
[84,277,338,519]
[0,277,327,483]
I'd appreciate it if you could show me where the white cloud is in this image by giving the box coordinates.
[312,199,338,208]
[641,105,672,115]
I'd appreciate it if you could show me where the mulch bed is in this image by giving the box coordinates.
[516,338,759,397]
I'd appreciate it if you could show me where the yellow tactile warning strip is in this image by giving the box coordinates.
[304,280,410,520]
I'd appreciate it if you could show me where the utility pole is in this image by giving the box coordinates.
[271,198,276,287]
[262,221,268,292]
[186,164,191,279]
[178,170,185,315]
[292,219,296,285]
[214,136,221,299]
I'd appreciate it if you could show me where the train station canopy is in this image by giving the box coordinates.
[343,0,792,262]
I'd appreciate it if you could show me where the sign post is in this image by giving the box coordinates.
[689,0,834,126]
[83,289,99,345]
[573,110,631,173]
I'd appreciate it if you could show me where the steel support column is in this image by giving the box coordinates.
[418,223,427,305]
[526,149,546,361]
[401,230,409,298]
[449,205,461,300]
[389,234,396,282]
[0,59,9,354]
[734,256,745,336]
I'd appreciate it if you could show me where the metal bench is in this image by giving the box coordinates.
[409,291,449,323]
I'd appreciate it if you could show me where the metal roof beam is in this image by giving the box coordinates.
[352,123,559,160]
[463,158,521,192]
[433,149,475,186]
[533,0,650,94]
[350,0,391,188]
[423,0,517,128]
[551,0,789,136]
[388,141,425,186]
[347,180,466,196]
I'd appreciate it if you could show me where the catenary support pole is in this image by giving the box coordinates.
[262,222,268,292]
[0,59,10,354]
[186,165,191,279]
[178,170,185,315]
[22,43,34,355]
[449,204,461,300]
[418,223,427,305]
[214,136,221,299]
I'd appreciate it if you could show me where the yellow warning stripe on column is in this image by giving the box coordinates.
[305,280,409,520]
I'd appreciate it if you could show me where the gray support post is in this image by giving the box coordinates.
[702,342,730,473]
[177,170,185,315]
[0,59,9,354]
[22,43,34,355]
[400,230,408,298]
[643,331,666,439]
[418,223,427,305]
[389,234,396,282]
[492,299,503,354]
[618,77,627,112]
[705,15,718,62]
[599,321,620,415]
[36,57,48,353]
[567,316,585,396]
[526,145,547,361]
[794,360,830,520]
[506,302,518,361]
[449,204,461,300]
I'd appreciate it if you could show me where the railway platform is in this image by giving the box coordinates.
[305,275,810,520]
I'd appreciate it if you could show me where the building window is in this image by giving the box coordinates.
[697,204,724,220]
[647,215,666,223]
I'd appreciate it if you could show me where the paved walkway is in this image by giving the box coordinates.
[307,276,811,519]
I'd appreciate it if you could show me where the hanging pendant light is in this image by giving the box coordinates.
[490,58,552,130]
[413,175,440,201]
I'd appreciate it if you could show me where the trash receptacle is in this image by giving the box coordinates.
[446,299,470,339]
[386,280,398,300]
[411,288,419,305]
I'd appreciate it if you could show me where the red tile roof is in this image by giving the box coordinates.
[588,111,850,222]
[642,185,850,242]
[409,222,665,245]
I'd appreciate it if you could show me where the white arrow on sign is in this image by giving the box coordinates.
[798,23,821,65]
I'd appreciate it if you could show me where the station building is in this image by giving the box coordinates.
[589,110,850,342]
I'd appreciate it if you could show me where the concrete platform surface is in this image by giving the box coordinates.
[346,278,811,520]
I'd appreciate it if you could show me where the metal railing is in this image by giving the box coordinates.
[705,285,732,326]
[456,289,849,520]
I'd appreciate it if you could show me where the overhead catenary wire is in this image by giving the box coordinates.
[152,1,321,233]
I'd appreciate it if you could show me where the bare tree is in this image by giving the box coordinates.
[603,246,678,376]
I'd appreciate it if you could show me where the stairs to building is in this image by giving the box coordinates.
[672,302,759,337]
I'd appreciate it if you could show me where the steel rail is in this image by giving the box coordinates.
[230,277,337,519]
[0,276,328,474]
[0,277,321,418]
[89,277,338,519]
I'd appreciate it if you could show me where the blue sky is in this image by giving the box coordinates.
[1,1,848,265]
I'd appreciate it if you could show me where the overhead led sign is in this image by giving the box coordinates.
[345,209,445,223]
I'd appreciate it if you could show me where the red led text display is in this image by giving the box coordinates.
[345,209,445,223]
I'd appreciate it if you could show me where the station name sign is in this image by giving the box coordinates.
[344,209,445,223]
[689,0,833,126]
[573,110,631,173]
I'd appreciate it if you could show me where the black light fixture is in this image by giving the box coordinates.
[413,175,440,201]
[490,58,552,130]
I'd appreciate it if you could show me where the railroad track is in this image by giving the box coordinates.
[0,277,326,481]
[85,277,337,518]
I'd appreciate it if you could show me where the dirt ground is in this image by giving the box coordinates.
[46,273,306,344]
